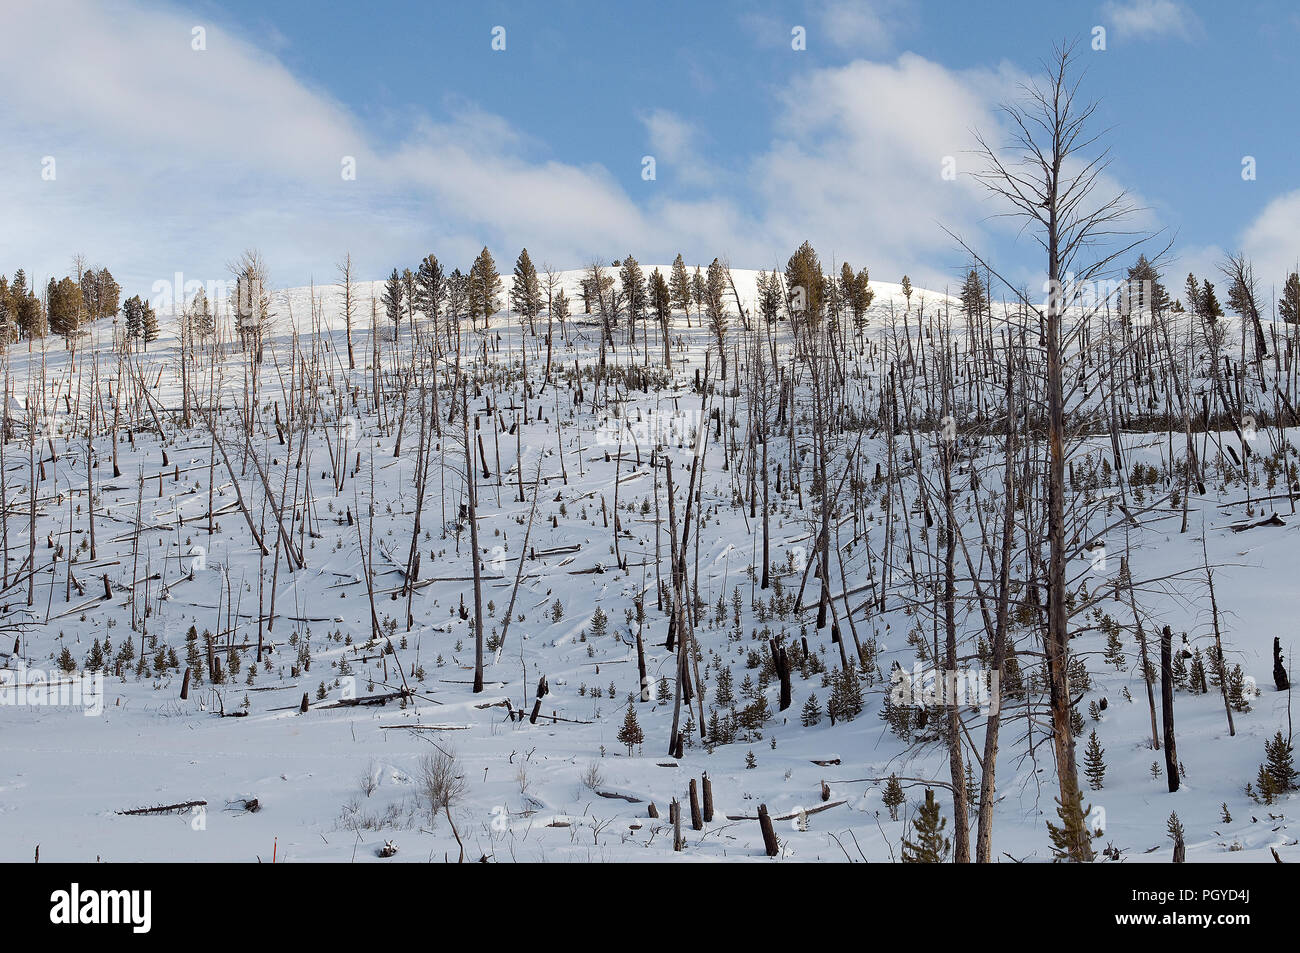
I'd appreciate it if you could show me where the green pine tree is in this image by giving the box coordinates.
[1104,628,1126,669]
[1046,790,1094,862]
[415,253,445,321]
[141,299,159,347]
[1069,703,1085,738]
[668,254,692,314]
[617,702,643,755]
[714,666,734,708]
[1227,664,1251,712]
[882,774,906,821]
[1256,731,1298,803]
[123,294,143,340]
[469,247,502,325]
[901,788,950,863]
[1167,810,1185,863]
[1280,271,1300,324]
[382,268,404,340]
[1084,730,1106,790]
[800,691,822,727]
[511,248,542,328]
[1189,648,1207,693]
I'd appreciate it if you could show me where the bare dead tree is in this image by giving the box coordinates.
[962,41,1156,861]
[337,253,358,371]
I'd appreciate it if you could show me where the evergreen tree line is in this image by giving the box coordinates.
[0,265,121,343]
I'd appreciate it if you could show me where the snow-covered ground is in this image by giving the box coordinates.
[0,268,1294,863]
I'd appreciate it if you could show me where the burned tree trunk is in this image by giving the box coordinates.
[689,778,703,830]
[770,637,792,712]
[463,384,485,693]
[1160,626,1179,793]
[757,804,779,857]
[635,613,649,702]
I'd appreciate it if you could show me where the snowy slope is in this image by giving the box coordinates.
[0,268,1295,864]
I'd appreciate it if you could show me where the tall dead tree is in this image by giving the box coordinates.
[967,41,1149,861]
[462,381,485,693]
[338,253,358,371]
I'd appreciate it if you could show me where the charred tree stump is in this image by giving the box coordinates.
[702,773,714,822]
[1160,626,1179,793]
[528,674,549,724]
[1274,637,1291,691]
[180,666,191,700]
[300,692,309,713]
[689,778,703,830]
[757,804,779,857]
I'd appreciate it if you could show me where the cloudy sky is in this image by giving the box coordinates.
[2,0,1297,303]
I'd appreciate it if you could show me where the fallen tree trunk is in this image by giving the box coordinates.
[117,800,207,816]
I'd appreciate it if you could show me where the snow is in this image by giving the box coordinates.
[0,267,1294,863]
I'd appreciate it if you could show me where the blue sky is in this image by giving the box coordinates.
[3,0,1298,301]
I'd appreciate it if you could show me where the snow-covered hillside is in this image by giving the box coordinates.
[1,266,1296,864]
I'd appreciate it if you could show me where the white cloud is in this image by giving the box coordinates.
[750,54,1027,287]
[743,1,913,54]
[639,110,718,189]
[1103,0,1202,41]
[1241,190,1300,284]
[1169,191,1300,306]
[0,0,1145,302]
[817,0,913,54]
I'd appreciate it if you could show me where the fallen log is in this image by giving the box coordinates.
[117,800,207,816]
[726,799,847,822]
[322,690,411,708]
[378,724,472,731]
[1229,513,1286,532]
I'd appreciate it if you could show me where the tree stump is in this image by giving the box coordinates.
[672,798,684,851]
[758,804,779,857]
